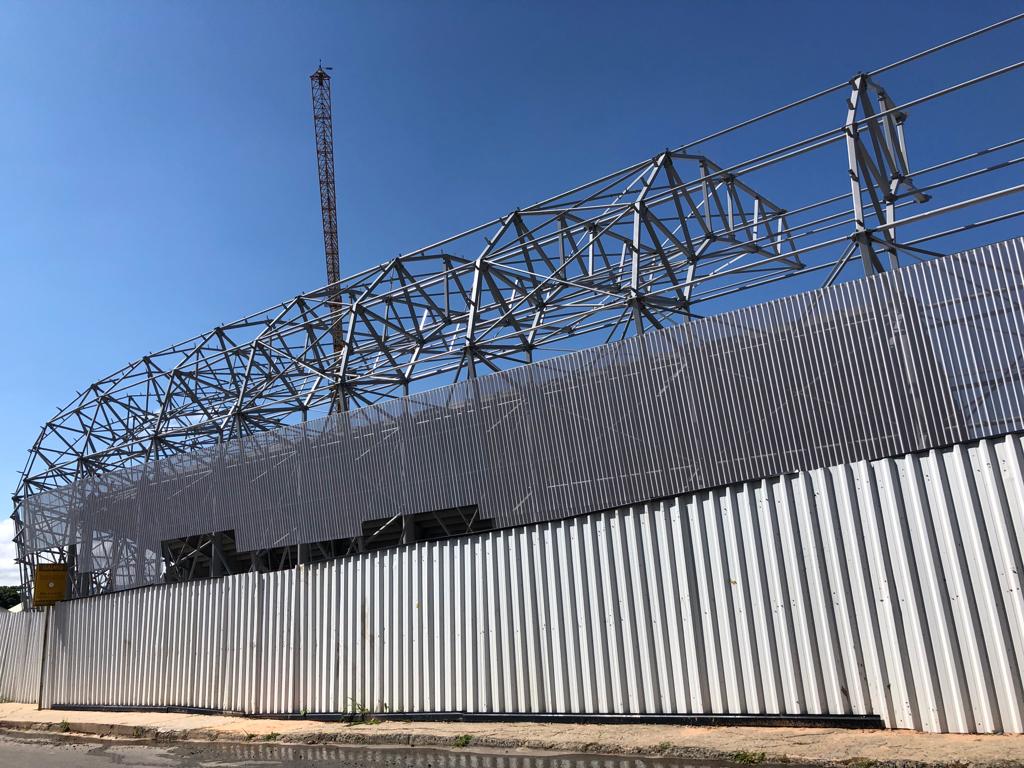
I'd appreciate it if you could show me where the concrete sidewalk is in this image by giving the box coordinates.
[0,702,1022,766]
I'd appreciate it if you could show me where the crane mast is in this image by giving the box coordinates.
[311,66,340,287]
[310,65,346,411]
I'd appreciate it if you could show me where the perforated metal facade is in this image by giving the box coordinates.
[18,236,1024,592]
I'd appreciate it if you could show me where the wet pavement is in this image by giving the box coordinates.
[0,730,743,768]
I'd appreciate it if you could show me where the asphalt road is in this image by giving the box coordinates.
[0,730,737,768]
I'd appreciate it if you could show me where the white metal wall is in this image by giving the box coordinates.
[0,610,46,703]
[40,433,1024,733]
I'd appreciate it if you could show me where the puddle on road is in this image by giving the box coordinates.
[0,731,762,768]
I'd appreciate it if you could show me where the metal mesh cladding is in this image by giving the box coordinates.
[18,236,1024,593]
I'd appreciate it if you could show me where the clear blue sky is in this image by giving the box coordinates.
[2,1,1023,583]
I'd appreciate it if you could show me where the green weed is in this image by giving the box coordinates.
[731,751,766,764]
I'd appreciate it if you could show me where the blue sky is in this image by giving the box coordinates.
[2,1,1023,584]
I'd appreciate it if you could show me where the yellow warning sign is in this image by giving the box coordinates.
[33,563,68,607]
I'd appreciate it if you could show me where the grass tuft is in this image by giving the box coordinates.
[731,750,767,764]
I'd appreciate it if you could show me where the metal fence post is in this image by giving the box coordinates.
[36,605,51,710]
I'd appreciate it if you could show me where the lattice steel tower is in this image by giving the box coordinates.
[311,64,346,411]
[311,65,340,287]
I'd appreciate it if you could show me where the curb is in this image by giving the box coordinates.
[0,718,795,762]
[1,718,1023,768]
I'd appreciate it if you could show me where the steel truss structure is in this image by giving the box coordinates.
[13,14,1024,597]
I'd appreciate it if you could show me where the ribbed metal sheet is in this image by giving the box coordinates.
[39,431,1024,733]
[21,237,1024,592]
[0,610,46,703]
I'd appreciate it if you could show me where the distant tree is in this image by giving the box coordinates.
[0,586,21,609]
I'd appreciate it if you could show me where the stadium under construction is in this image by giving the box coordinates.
[3,15,1024,734]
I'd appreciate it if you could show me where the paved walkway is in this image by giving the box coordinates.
[0,702,1022,766]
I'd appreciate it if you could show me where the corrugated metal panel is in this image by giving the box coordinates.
[22,237,1024,593]
[0,610,46,703]
[41,431,1024,733]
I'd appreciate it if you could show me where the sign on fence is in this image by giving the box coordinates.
[33,564,67,607]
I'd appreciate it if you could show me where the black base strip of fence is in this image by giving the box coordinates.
[47,704,885,730]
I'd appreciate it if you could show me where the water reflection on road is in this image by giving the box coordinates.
[0,730,747,768]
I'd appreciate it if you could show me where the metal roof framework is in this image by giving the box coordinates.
[13,14,1024,596]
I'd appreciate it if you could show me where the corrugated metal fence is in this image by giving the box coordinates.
[27,432,1024,733]
[0,610,46,703]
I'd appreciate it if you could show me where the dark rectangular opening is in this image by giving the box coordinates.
[360,505,492,552]
[160,506,491,582]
